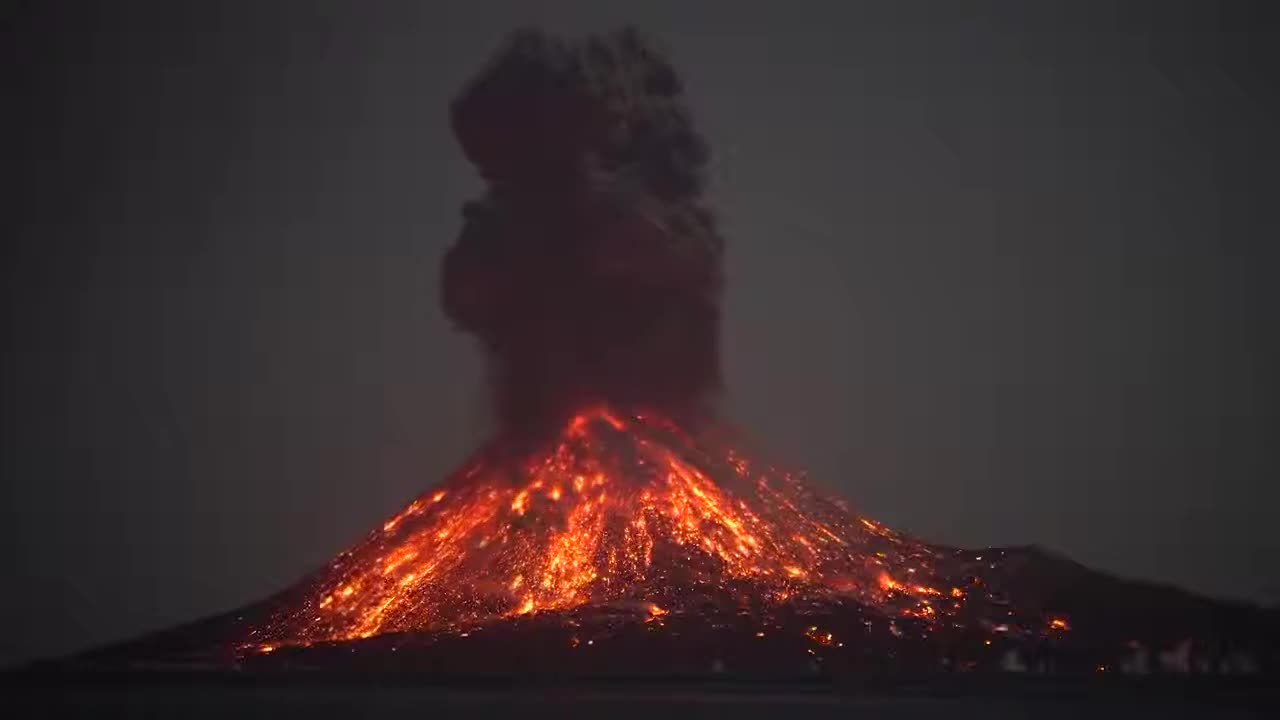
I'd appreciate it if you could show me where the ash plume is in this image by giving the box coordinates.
[442,28,724,437]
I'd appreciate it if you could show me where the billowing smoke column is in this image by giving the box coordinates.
[442,28,724,436]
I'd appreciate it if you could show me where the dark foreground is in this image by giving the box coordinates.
[6,672,1278,719]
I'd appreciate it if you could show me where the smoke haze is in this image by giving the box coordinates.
[444,29,724,438]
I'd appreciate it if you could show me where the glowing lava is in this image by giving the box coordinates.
[248,408,1024,650]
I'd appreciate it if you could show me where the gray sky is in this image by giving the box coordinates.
[5,1,1277,666]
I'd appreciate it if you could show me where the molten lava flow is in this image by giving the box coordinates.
[247,408,1025,651]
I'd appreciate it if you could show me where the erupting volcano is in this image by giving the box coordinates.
[70,27,1276,679]
[97,403,1277,677]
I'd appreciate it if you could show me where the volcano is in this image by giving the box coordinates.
[46,27,1279,682]
[66,406,1277,679]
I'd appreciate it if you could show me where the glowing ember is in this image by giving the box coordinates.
[248,408,1051,651]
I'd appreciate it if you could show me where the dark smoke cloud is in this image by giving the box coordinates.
[443,28,724,436]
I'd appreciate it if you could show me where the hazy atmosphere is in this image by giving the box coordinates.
[5,1,1277,667]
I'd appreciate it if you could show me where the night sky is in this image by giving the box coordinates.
[5,1,1277,667]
